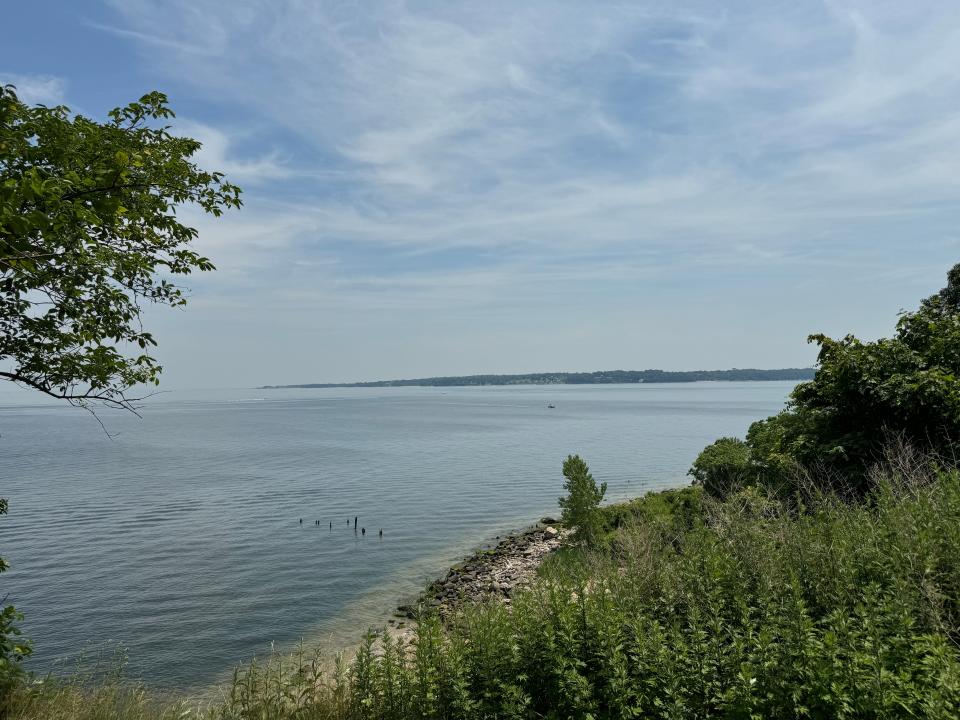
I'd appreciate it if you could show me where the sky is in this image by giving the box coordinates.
[3,0,960,388]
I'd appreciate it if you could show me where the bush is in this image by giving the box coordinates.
[600,485,705,535]
[694,261,960,499]
[687,436,754,498]
[0,498,31,707]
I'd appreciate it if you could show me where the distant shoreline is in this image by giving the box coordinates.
[260,367,815,389]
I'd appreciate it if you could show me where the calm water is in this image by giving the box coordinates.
[0,382,791,690]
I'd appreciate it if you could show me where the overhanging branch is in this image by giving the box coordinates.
[0,370,147,416]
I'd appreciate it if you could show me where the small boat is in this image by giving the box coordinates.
[547,403,556,409]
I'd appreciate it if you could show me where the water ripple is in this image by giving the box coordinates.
[0,383,791,690]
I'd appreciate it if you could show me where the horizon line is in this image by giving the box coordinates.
[260,366,816,389]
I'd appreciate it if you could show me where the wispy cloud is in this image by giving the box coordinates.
[100,2,960,242]
[173,120,296,184]
[85,21,221,56]
[2,72,66,105]
[72,0,960,383]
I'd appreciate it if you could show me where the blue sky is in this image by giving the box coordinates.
[3,0,960,388]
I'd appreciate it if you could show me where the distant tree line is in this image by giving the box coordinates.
[263,367,816,389]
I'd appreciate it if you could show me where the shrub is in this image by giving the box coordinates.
[687,436,753,499]
[694,261,960,499]
[0,498,31,708]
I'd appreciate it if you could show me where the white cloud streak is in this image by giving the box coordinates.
[85,0,960,382]
[173,120,296,184]
[101,1,960,245]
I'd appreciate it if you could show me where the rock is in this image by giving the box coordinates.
[403,520,568,625]
[396,603,417,619]
[541,516,558,525]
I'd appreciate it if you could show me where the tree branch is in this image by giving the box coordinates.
[0,370,147,416]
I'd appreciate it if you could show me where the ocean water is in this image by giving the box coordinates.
[0,382,792,691]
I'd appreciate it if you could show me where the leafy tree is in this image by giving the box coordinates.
[0,84,241,411]
[693,262,960,498]
[0,85,240,693]
[559,454,607,543]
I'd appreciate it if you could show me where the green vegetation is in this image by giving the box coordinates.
[261,367,816,389]
[0,499,31,698]
[0,84,241,410]
[3,673,191,720]
[691,263,960,500]
[688,437,752,499]
[558,454,607,544]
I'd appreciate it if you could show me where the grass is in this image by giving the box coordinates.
[5,451,960,718]
[4,681,188,720]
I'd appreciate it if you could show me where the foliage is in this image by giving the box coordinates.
[0,84,241,411]
[597,485,705,538]
[0,498,31,705]
[687,437,753,498]
[558,454,607,544]
[2,677,190,720]
[693,262,960,498]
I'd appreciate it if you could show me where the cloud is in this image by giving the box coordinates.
[2,72,66,105]
[99,2,960,249]
[173,120,296,184]
[84,1,960,382]
[85,21,220,56]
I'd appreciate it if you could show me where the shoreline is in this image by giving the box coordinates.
[198,515,574,692]
[385,518,568,635]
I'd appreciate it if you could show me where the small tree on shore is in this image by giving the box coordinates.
[559,454,607,544]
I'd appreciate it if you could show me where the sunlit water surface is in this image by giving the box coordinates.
[0,382,792,690]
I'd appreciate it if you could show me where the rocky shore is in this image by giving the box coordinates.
[392,520,567,624]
